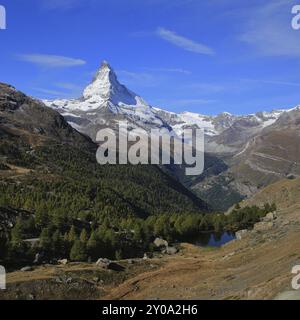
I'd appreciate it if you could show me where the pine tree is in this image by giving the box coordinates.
[35,205,50,228]
[52,230,63,257]
[87,231,98,259]
[80,229,88,243]
[68,226,77,243]
[39,228,52,255]
[70,240,87,262]
[11,218,24,248]
[115,249,122,260]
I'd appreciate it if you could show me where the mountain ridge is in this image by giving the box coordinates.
[44,61,292,152]
[0,82,210,217]
[42,61,300,210]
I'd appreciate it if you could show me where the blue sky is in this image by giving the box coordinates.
[1,0,300,115]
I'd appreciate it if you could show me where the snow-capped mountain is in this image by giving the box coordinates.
[42,60,300,210]
[44,60,288,153]
[44,61,170,139]
[156,109,282,137]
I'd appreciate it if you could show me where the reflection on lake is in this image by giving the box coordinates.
[193,231,236,247]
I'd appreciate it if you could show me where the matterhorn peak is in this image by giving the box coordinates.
[82,60,143,108]
[94,60,115,79]
[83,60,120,100]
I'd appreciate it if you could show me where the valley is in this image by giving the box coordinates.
[44,61,300,211]
[1,60,300,300]
[1,177,300,300]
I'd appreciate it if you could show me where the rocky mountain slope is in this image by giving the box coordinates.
[43,61,300,210]
[0,83,209,220]
[240,176,300,211]
[194,107,300,210]
[0,83,93,149]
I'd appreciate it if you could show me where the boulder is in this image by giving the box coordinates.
[58,259,68,265]
[263,212,277,222]
[66,277,73,284]
[236,229,249,240]
[254,221,274,232]
[165,246,178,255]
[287,174,296,180]
[96,258,112,269]
[33,253,43,264]
[21,266,33,272]
[153,238,168,248]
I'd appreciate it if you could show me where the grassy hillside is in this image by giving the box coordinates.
[0,83,209,219]
[240,177,300,211]
[0,83,211,265]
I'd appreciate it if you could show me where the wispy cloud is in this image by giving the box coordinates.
[185,83,225,93]
[55,82,83,91]
[144,67,191,75]
[242,78,300,87]
[172,98,217,106]
[54,82,83,97]
[155,98,217,108]
[16,54,86,68]
[156,27,215,55]
[117,70,161,87]
[40,0,86,10]
[239,0,300,57]
[31,87,66,97]
[32,82,83,99]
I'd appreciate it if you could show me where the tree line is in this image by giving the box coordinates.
[0,203,276,267]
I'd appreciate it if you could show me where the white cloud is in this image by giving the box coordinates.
[117,70,161,87]
[40,0,85,10]
[172,98,217,105]
[239,0,300,57]
[144,67,191,75]
[32,83,82,99]
[16,54,86,68]
[55,82,83,91]
[186,83,225,93]
[32,87,66,97]
[156,27,215,55]
[242,78,300,87]
[156,98,217,107]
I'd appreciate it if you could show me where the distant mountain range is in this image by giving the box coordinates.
[44,61,288,149]
[44,61,300,210]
